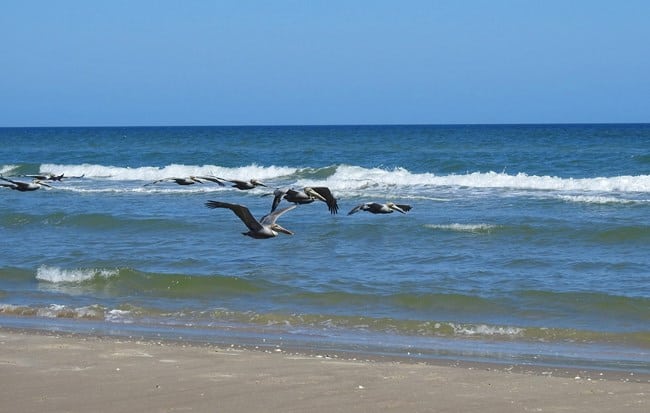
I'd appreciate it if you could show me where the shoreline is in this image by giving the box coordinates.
[1,317,648,380]
[1,327,648,412]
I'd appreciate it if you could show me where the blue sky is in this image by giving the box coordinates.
[1,1,649,126]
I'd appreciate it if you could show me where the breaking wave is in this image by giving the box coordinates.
[28,163,650,195]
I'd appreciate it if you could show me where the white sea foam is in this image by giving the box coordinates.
[40,163,297,181]
[425,223,497,233]
[105,309,133,323]
[38,163,650,194]
[0,164,18,175]
[451,323,523,337]
[36,265,118,283]
[299,165,650,194]
[558,195,648,205]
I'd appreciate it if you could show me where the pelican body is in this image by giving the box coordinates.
[0,177,52,192]
[218,178,267,190]
[205,200,296,239]
[271,187,338,214]
[348,202,412,215]
[146,176,225,186]
[24,173,65,181]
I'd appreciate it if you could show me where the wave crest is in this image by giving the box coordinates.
[36,265,119,283]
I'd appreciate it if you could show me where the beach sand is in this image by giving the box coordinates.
[0,328,647,412]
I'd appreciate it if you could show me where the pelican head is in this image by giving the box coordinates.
[271,223,293,235]
[251,179,267,187]
[386,202,406,213]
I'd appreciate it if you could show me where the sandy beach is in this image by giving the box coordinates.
[0,328,647,412]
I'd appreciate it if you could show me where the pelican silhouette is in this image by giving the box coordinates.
[205,200,296,239]
[270,187,338,214]
[218,178,267,190]
[348,202,412,215]
[24,173,65,181]
[0,177,52,192]
[145,176,225,186]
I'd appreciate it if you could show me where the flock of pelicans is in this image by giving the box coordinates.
[1,173,413,239]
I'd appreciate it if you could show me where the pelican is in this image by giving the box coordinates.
[205,200,296,239]
[270,187,339,214]
[0,177,52,192]
[145,176,225,186]
[24,172,65,181]
[348,202,412,215]
[217,178,267,190]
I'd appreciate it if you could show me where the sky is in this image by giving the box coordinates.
[1,1,649,127]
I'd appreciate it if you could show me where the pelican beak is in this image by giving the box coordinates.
[389,204,406,213]
[273,224,294,235]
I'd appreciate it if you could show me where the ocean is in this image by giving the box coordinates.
[1,124,649,373]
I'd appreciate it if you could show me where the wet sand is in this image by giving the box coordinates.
[1,328,647,412]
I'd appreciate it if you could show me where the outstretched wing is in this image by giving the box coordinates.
[197,176,226,186]
[260,204,297,226]
[309,187,338,214]
[205,200,262,231]
[347,203,366,215]
[270,188,287,212]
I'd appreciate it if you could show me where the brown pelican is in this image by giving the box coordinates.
[0,177,52,191]
[24,173,65,181]
[217,178,267,190]
[145,176,225,186]
[205,200,296,239]
[348,202,412,215]
[270,187,338,214]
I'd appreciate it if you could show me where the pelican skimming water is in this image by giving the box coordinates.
[348,202,412,215]
[205,200,296,239]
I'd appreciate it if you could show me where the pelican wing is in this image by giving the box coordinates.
[0,177,18,185]
[395,204,412,213]
[197,176,226,186]
[347,203,367,215]
[145,177,175,186]
[260,204,297,226]
[205,200,263,231]
[270,188,287,212]
[308,187,339,214]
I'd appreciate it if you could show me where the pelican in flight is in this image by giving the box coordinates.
[348,202,412,215]
[0,177,52,192]
[145,176,225,186]
[217,178,267,190]
[205,200,296,239]
[270,187,339,214]
[24,172,65,181]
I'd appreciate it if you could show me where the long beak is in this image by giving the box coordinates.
[273,224,294,235]
[390,204,406,214]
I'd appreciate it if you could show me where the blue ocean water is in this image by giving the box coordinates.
[1,124,649,372]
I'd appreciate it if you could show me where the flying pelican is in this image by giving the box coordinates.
[205,200,296,239]
[0,177,52,192]
[23,172,65,181]
[145,176,225,186]
[348,202,412,215]
[217,178,267,190]
[270,187,339,214]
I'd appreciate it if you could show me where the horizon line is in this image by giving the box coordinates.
[1,121,649,129]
